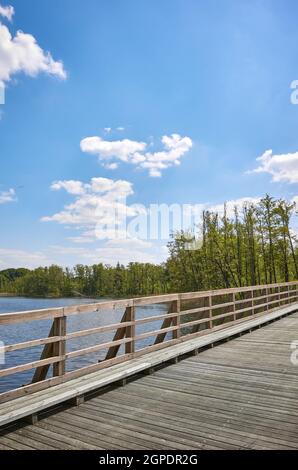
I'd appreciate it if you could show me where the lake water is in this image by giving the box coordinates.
[0,297,167,394]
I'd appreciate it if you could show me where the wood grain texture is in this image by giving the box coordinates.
[1,308,298,450]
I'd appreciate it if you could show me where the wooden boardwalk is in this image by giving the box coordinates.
[1,310,298,450]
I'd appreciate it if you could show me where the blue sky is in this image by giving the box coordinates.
[1,0,298,268]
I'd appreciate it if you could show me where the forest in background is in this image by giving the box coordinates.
[1,195,298,298]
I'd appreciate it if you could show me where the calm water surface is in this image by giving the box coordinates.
[0,297,167,393]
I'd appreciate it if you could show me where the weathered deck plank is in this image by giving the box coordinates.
[1,310,298,450]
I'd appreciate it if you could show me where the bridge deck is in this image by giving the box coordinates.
[1,310,298,450]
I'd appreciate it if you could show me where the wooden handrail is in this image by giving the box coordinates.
[1,281,298,402]
[1,280,298,324]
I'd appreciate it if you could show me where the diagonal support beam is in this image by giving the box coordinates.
[154,300,178,344]
[31,321,55,383]
[104,307,130,360]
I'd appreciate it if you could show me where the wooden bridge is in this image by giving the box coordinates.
[1,282,298,450]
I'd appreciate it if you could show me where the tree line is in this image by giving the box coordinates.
[1,195,297,298]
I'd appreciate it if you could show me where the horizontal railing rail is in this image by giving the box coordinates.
[1,281,298,403]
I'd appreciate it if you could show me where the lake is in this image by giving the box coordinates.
[0,297,167,394]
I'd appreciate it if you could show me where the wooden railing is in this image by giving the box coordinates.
[1,281,298,402]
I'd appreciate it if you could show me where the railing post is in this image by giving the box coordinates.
[53,313,66,377]
[208,295,212,329]
[266,287,269,311]
[232,292,236,321]
[125,305,135,355]
[172,296,181,340]
[251,289,255,316]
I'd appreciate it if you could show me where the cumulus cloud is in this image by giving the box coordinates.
[42,176,265,267]
[51,180,85,195]
[0,248,48,269]
[80,133,193,177]
[208,197,261,218]
[0,6,66,88]
[81,136,146,163]
[249,149,298,184]
[48,243,162,266]
[42,177,143,243]
[0,3,14,21]
[0,187,16,204]
[140,134,193,177]
[0,242,165,269]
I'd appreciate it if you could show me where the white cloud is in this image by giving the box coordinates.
[42,177,140,241]
[49,243,161,265]
[80,133,193,177]
[208,197,261,218]
[0,187,16,204]
[42,175,266,267]
[51,180,85,195]
[140,134,193,177]
[250,149,298,184]
[106,238,152,249]
[105,162,118,170]
[81,136,146,162]
[0,10,66,88]
[68,233,95,245]
[0,248,48,269]
[0,3,14,21]
[0,242,165,268]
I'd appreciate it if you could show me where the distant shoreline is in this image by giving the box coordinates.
[0,293,100,299]
[0,293,19,297]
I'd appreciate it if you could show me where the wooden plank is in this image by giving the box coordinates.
[135,312,179,325]
[4,335,62,353]
[232,292,236,321]
[133,294,178,306]
[0,355,63,378]
[172,298,181,340]
[125,306,135,355]
[104,307,130,360]
[66,321,135,340]
[135,325,179,342]
[211,301,235,311]
[0,307,64,325]
[53,316,66,377]
[63,299,134,316]
[1,303,297,412]
[154,301,177,344]
[31,320,55,383]
[66,337,132,359]
[1,308,298,450]
[179,306,209,317]
[66,312,180,342]
[208,295,212,330]
[181,316,212,330]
